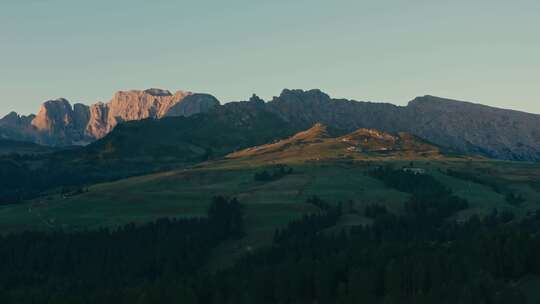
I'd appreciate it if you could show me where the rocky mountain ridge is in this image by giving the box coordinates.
[0,89,220,145]
[261,90,540,161]
[2,88,539,161]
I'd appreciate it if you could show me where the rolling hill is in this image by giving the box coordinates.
[1,126,538,244]
[226,123,470,165]
[1,119,539,280]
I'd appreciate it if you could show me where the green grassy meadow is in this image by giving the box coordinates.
[1,159,539,233]
[0,158,539,271]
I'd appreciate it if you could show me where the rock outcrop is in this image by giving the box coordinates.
[0,112,37,142]
[0,89,220,146]
[165,93,222,117]
[403,95,540,160]
[85,102,110,140]
[30,99,89,145]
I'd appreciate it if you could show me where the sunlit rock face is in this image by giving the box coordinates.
[30,98,89,145]
[101,89,219,137]
[31,98,74,134]
[85,102,110,140]
[1,88,220,146]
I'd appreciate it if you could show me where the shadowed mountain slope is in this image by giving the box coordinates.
[85,99,294,161]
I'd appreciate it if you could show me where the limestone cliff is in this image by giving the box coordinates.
[0,89,220,146]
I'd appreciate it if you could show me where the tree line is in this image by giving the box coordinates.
[369,166,469,222]
[1,168,539,303]
[0,196,244,303]
[197,205,539,304]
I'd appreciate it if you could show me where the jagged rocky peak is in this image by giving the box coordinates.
[36,98,73,114]
[0,88,220,146]
[1,111,35,126]
[0,112,37,142]
[72,103,91,130]
[165,93,220,117]
[110,88,193,116]
[108,88,194,121]
[94,88,220,137]
[143,88,173,96]
[88,88,218,137]
[1,111,20,121]
[265,89,337,126]
[116,88,174,97]
[85,102,110,139]
[248,94,265,104]
[31,98,77,131]
[274,89,331,103]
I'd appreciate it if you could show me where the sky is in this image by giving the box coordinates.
[1,0,539,116]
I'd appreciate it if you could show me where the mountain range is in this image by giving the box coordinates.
[262,90,540,161]
[0,88,219,146]
[2,88,540,161]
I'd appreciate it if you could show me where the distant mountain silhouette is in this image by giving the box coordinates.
[2,88,539,161]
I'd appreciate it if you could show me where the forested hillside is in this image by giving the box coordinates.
[1,171,540,303]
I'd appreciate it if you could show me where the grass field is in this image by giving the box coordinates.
[1,159,538,231]
[0,158,539,270]
[0,162,406,232]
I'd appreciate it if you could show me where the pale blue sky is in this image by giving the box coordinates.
[1,0,539,115]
